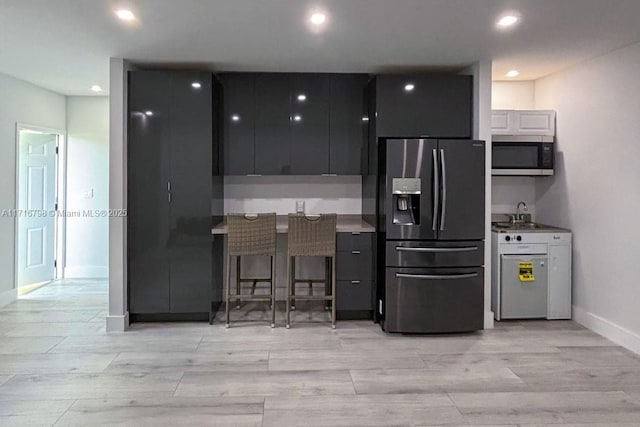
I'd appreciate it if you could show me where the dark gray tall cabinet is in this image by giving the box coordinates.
[128,70,222,321]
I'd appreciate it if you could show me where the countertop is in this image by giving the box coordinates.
[212,214,376,235]
[491,222,571,234]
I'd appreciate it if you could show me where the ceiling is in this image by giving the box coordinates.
[1,0,640,95]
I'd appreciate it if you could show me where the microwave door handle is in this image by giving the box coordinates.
[439,148,447,231]
[432,148,439,231]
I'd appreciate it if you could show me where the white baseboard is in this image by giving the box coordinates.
[484,311,495,329]
[574,305,640,356]
[106,312,129,332]
[64,266,109,279]
[0,288,17,308]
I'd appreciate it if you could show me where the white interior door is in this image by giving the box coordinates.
[18,131,57,287]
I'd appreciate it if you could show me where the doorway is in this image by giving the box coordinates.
[15,125,65,295]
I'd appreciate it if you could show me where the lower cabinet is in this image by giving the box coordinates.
[128,70,222,321]
[336,232,374,319]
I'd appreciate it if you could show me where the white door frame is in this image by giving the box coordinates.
[14,123,67,292]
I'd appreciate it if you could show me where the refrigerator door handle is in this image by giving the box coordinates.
[432,148,439,231]
[395,246,479,253]
[395,272,478,280]
[439,148,447,231]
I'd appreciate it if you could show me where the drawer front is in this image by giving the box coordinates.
[384,267,484,333]
[337,251,372,281]
[337,232,372,252]
[337,280,372,311]
[386,241,484,268]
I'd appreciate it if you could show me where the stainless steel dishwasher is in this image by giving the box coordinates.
[500,254,548,319]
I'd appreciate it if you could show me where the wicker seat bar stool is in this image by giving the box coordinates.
[225,213,277,328]
[286,213,337,329]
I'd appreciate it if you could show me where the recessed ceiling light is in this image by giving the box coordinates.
[231,115,240,122]
[506,70,520,78]
[144,110,153,116]
[404,83,415,92]
[497,15,520,28]
[297,94,307,101]
[115,9,136,21]
[293,115,302,122]
[90,85,103,92]
[191,82,202,89]
[310,12,327,25]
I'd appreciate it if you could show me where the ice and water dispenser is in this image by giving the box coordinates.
[391,178,421,225]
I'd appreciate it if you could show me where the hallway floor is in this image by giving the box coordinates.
[1,279,640,426]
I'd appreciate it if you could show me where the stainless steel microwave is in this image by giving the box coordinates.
[492,135,554,176]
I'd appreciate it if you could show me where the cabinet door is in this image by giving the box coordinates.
[515,110,556,136]
[128,71,172,314]
[375,75,472,138]
[288,74,330,174]
[548,243,572,319]
[221,73,255,175]
[254,74,291,174]
[168,72,213,313]
[491,110,515,135]
[329,74,368,175]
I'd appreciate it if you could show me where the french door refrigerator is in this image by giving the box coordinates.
[378,138,485,333]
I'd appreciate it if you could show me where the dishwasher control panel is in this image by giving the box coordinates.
[497,232,571,244]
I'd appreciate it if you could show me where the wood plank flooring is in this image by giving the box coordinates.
[1,279,640,426]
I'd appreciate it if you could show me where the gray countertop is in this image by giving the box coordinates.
[212,214,375,235]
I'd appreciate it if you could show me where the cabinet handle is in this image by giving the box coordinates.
[351,280,361,284]
[351,232,361,235]
[351,250,361,255]
[167,181,172,203]
[321,174,337,177]
[395,246,478,253]
[396,272,478,280]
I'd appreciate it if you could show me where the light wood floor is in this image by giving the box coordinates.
[1,279,640,426]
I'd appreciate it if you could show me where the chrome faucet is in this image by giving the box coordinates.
[516,201,528,222]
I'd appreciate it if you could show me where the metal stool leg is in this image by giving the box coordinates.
[331,255,336,329]
[324,257,331,311]
[236,256,241,310]
[286,255,291,329]
[225,255,232,328]
[271,255,276,328]
[291,256,296,311]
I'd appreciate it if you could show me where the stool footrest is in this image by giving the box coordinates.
[232,296,274,302]
[288,295,334,302]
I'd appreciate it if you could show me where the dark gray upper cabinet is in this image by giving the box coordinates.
[289,74,330,174]
[329,74,369,175]
[254,74,292,175]
[221,72,368,175]
[374,74,472,138]
[221,73,255,175]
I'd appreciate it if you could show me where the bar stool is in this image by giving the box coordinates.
[225,213,277,328]
[286,214,337,329]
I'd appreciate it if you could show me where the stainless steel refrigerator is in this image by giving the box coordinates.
[378,138,485,333]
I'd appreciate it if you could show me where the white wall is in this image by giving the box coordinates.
[535,42,640,353]
[491,81,538,218]
[224,176,362,215]
[492,81,535,110]
[64,97,109,278]
[0,72,66,307]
